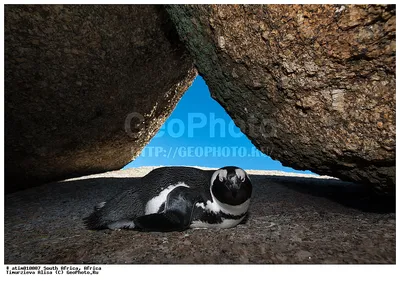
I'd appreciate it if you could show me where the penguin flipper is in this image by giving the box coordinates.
[135,186,200,232]
[134,211,186,232]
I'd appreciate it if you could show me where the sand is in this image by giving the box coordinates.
[4,166,395,264]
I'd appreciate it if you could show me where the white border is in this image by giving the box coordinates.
[1,2,398,280]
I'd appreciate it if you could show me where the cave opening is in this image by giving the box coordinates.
[123,75,316,175]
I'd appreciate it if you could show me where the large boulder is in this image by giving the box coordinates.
[166,4,396,190]
[5,5,196,193]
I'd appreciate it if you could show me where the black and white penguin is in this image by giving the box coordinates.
[84,166,252,232]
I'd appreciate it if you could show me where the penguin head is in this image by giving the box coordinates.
[210,166,252,206]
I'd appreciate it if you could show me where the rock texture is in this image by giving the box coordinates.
[4,167,395,264]
[166,4,396,190]
[5,5,196,193]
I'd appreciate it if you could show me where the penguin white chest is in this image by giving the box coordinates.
[144,182,189,215]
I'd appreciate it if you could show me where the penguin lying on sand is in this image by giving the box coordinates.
[84,166,252,232]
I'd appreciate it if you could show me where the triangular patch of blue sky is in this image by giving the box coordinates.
[124,76,314,174]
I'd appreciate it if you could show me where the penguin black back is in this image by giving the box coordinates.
[84,167,213,230]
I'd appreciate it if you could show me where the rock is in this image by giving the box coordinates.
[166,4,395,190]
[295,250,312,262]
[5,5,196,193]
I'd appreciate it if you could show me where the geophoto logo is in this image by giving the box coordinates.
[138,146,270,159]
[124,112,277,139]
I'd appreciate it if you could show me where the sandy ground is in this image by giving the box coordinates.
[4,166,395,264]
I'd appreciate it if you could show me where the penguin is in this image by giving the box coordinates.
[84,166,252,232]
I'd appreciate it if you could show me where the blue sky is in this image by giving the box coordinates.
[124,76,313,174]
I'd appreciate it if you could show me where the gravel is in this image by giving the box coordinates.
[5,166,395,264]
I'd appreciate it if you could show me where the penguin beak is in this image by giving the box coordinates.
[231,189,238,198]
[225,181,240,197]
